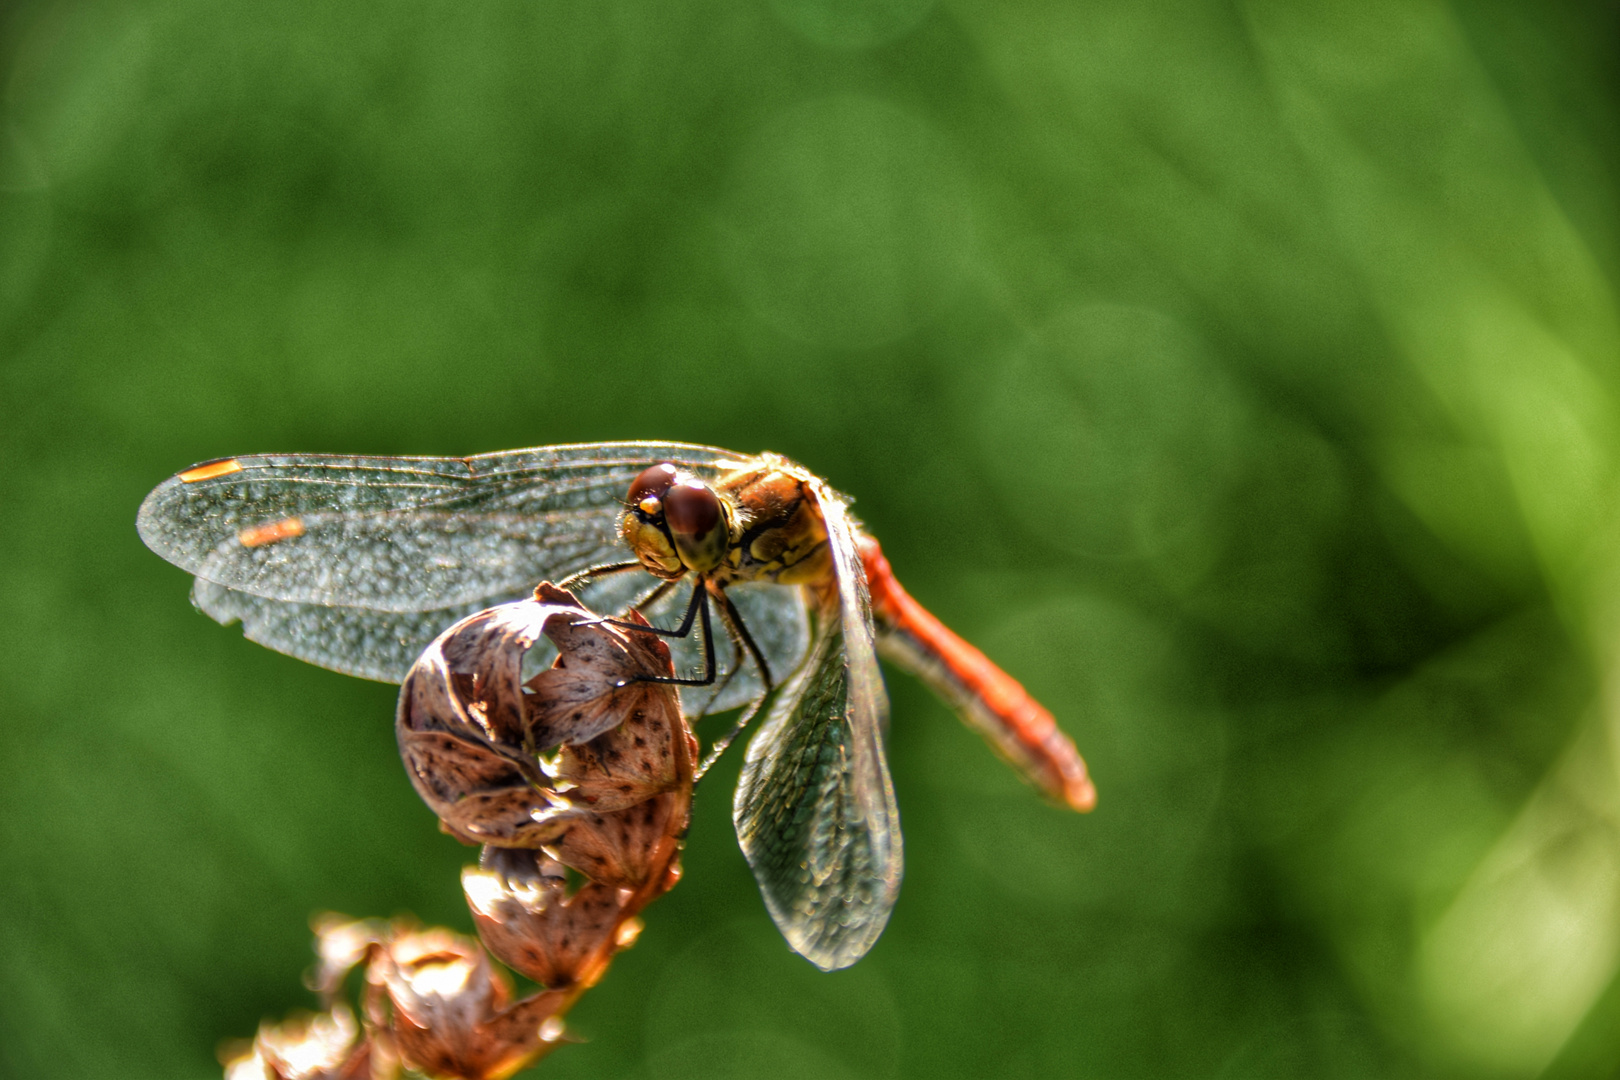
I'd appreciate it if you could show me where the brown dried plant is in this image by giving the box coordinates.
[222,584,694,1080]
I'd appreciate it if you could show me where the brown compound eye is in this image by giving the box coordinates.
[662,481,721,538]
[627,463,679,513]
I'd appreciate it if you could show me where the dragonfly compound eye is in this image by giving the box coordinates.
[663,480,728,574]
[627,463,679,514]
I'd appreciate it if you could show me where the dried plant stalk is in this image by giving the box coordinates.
[226,584,696,1080]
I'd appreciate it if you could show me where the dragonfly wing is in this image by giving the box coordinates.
[137,442,748,611]
[191,579,535,683]
[733,481,900,971]
[191,574,812,690]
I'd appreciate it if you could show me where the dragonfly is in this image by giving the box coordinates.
[137,441,1095,971]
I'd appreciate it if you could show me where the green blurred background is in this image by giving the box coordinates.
[5,0,1620,1077]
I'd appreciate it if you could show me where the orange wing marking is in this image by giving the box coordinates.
[178,459,244,482]
[238,517,306,548]
[860,536,1096,813]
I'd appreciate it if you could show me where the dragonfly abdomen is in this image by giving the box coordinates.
[858,536,1097,813]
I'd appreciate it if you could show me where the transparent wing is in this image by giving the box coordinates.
[191,579,533,683]
[732,481,900,971]
[192,557,812,690]
[136,442,748,611]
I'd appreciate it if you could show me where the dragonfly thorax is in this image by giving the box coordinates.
[618,459,833,587]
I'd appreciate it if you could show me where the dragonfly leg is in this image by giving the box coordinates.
[582,577,725,685]
[555,560,643,591]
[597,580,778,771]
[589,577,705,640]
[689,633,745,724]
[695,693,767,779]
[632,577,679,616]
[692,585,778,780]
[622,585,718,688]
[713,585,774,692]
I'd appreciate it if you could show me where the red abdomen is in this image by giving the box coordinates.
[859,536,1096,812]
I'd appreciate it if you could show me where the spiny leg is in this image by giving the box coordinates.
[634,577,679,615]
[607,584,719,688]
[593,579,782,773]
[694,585,778,779]
[556,560,679,621]
[690,631,746,725]
[715,585,774,692]
[555,560,643,591]
[592,577,706,640]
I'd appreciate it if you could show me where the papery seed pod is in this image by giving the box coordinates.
[462,848,638,991]
[396,585,686,849]
[309,916,390,1002]
[397,598,575,847]
[545,698,697,814]
[542,646,695,888]
[221,1005,382,1080]
[525,584,682,751]
[370,583,697,1074]
[545,790,690,889]
[371,925,567,1080]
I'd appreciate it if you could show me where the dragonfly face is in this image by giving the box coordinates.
[620,458,833,591]
[620,463,733,579]
[136,440,1092,973]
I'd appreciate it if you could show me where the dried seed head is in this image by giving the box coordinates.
[309,916,389,1002]
[544,790,690,890]
[230,586,699,1080]
[462,849,631,991]
[372,925,566,1080]
[524,589,680,751]
[395,587,686,849]
[543,692,697,815]
[221,1005,376,1080]
[396,597,575,847]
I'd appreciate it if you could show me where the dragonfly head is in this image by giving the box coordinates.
[621,463,732,579]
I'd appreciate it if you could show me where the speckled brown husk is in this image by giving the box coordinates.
[226,584,695,1080]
